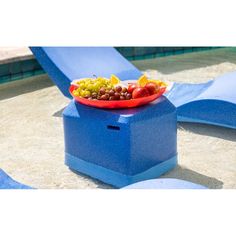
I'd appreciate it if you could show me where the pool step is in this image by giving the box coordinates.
[0,47,45,84]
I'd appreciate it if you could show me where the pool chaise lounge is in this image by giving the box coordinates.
[0,169,33,189]
[166,71,236,129]
[31,47,236,129]
[30,47,142,98]
[123,178,207,189]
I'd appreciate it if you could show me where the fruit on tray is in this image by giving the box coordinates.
[72,77,132,100]
[132,87,149,99]
[110,74,120,85]
[71,74,167,101]
[145,82,159,95]
[137,75,149,87]
[149,79,167,87]
[98,85,132,101]
[127,83,137,94]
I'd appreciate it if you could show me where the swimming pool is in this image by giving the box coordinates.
[0,47,222,85]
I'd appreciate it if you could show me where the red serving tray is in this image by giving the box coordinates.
[69,84,166,109]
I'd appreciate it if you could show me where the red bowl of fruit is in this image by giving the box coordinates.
[69,75,167,109]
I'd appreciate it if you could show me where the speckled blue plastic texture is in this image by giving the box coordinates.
[0,169,33,189]
[30,47,142,98]
[123,178,207,189]
[166,71,236,129]
[63,97,177,187]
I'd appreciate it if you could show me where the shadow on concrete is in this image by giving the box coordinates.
[69,168,112,189]
[71,164,223,189]
[53,107,66,117]
[178,122,236,142]
[0,74,53,101]
[162,165,224,189]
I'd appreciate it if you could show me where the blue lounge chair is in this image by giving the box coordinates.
[30,47,142,98]
[123,178,207,189]
[166,71,236,129]
[31,47,236,129]
[0,169,33,189]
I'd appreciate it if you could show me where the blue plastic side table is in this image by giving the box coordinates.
[63,96,177,187]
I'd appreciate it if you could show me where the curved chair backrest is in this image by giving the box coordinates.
[197,71,236,103]
[165,71,236,129]
[30,47,142,98]
[167,71,236,107]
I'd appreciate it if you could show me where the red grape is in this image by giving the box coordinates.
[109,90,115,96]
[114,92,120,100]
[99,87,106,95]
[122,87,127,93]
[115,86,122,93]
[126,93,132,100]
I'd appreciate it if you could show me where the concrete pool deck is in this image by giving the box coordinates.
[0,47,236,188]
[0,47,33,64]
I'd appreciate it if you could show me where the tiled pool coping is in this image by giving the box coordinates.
[0,47,223,85]
[0,59,45,84]
[116,47,222,60]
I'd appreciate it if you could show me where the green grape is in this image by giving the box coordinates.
[84,81,90,87]
[101,78,106,83]
[80,90,86,97]
[73,90,80,96]
[79,83,85,89]
[74,77,118,99]
[87,84,94,91]
[106,85,112,90]
[94,82,101,90]
[91,84,98,92]
[85,90,91,96]
[77,88,81,95]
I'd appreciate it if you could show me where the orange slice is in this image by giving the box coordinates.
[149,79,167,87]
[110,74,120,85]
[137,75,148,87]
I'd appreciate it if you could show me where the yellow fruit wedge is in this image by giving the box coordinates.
[137,75,148,87]
[110,74,120,85]
[160,81,168,87]
[149,79,167,87]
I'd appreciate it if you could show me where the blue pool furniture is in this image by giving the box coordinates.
[31,47,236,129]
[166,71,236,129]
[63,98,177,187]
[31,47,178,187]
[0,169,33,189]
[30,47,142,98]
[123,178,207,189]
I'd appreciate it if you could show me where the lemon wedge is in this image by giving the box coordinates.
[137,75,148,87]
[110,74,120,85]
